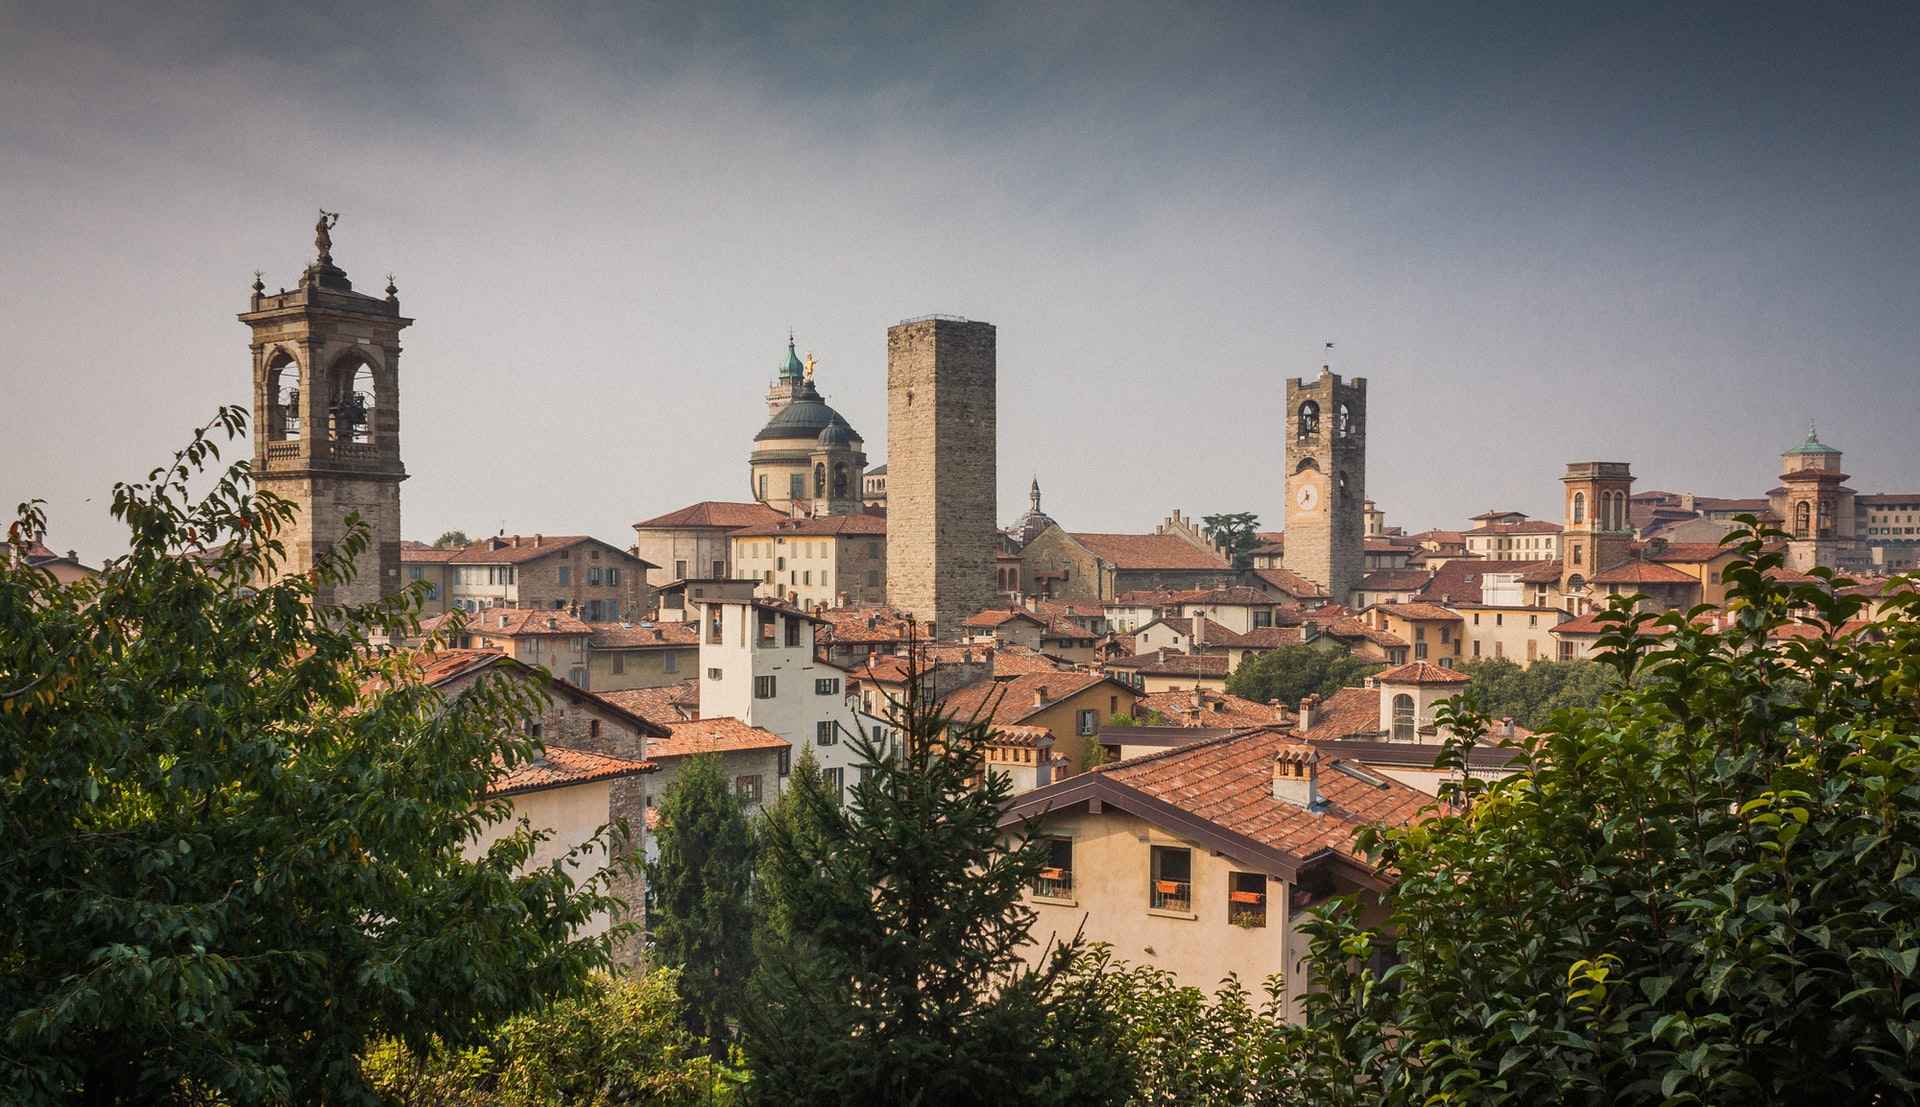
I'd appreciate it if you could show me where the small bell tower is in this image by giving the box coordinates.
[239,212,410,606]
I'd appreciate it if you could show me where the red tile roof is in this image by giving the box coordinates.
[1367,602,1463,622]
[587,621,700,649]
[1309,616,1408,650]
[941,671,1112,726]
[963,608,1047,629]
[1166,586,1280,606]
[1359,569,1434,592]
[1100,651,1231,678]
[1137,689,1291,729]
[1097,727,1435,865]
[635,501,788,529]
[445,535,617,565]
[400,543,460,563]
[1590,560,1698,585]
[1375,661,1471,685]
[1549,611,1679,637]
[1643,543,1735,564]
[1466,521,1563,536]
[459,608,594,637]
[1251,567,1330,599]
[984,645,1081,675]
[1296,687,1384,741]
[1415,559,1551,604]
[593,681,698,726]
[1069,533,1230,570]
[489,745,656,797]
[647,717,790,759]
[728,513,887,538]
[816,606,921,643]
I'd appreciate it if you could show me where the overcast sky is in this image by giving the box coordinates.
[4,1,1917,564]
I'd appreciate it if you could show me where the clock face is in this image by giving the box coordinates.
[1295,483,1319,512]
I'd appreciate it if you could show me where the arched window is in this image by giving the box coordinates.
[1392,694,1415,740]
[814,463,826,497]
[1612,491,1626,530]
[1297,400,1320,440]
[267,351,300,441]
[1337,402,1354,438]
[1572,492,1586,525]
[1338,471,1351,503]
[833,463,849,498]
[329,356,376,444]
[1293,456,1320,475]
[1794,501,1811,537]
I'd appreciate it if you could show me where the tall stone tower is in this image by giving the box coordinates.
[238,213,409,606]
[1559,462,1634,590]
[1774,423,1859,571]
[885,316,997,636]
[1282,367,1366,604]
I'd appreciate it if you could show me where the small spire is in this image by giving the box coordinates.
[251,269,265,293]
[1807,417,1818,442]
[385,273,398,301]
[1030,476,1041,512]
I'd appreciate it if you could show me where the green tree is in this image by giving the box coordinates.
[752,745,835,953]
[741,657,1123,1105]
[1108,707,1173,728]
[1456,656,1623,729]
[1226,644,1381,707]
[1287,526,1920,1104]
[433,529,471,548]
[645,755,756,1059]
[362,969,741,1107]
[1202,511,1262,570]
[0,409,627,1106]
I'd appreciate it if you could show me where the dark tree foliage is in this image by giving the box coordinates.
[432,529,471,548]
[645,755,756,1060]
[740,651,1123,1106]
[1454,656,1622,729]
[0,409,627,1106]
[1226,644,1382,708]
[1291,524,1920,1104]
[1202,512,1262,571]
[752,745,834,953]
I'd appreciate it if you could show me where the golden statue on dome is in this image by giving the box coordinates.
[804,352,817,380]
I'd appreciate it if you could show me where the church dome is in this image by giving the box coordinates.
[777,336,805,382]
[754,380,861,443]
[1785,422,1841,457]
[817,420,856,448]
[1006,476,1058,547]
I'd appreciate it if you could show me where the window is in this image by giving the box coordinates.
[778,749,792,776]
[735,775,763,805]
[674,559,687,580]
[1572,543,1583,566]
[1228,871,1266,927]
[707,667,723,680]
[816,720,838,745]
[1392,693,1415,739]
[1036,837,1074,899]
[712,560,724,578]
[816,678,840,695]
[1414,643,1428,660]
[866,570,880,587]
[758,608,777,645]
[557,566,571,585]
[612,653,625,674]
[823,767,845,805]
[1150,845,1192,913]
[1572,492,1585,524]
[707,610,723,645]
[867,542,880,558]
[526,721,543,739]
[663,653,678,673]
[1472,640,1481,658]
[589,719,601,739]
[607,568,620,585]
[803,570,812,585]
[785,617,802,648]
[588,567,602,585]
[1529,614,1539,627]
[789,473,806,502]
[560,549,570,559]
[754,675,777,699]
[1077,709,1097,736]
[1494,613,1503,626]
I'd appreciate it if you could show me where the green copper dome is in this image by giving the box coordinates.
[778,337,804,382]
[754,380,862,443]
[1785,421,1841,456]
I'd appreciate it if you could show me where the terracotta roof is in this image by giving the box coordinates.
[635,501,788,529]
[1069,533,1230,571]
[1225,626,1310,649]
[1375,661,1471,685]
[1028,599,1106,620]
[400,544,460,563]
[1695,497,1773,512]
[394,647,509,689]
[963,608,1047,629]
[1643,543,1734,564]
[445,535,623,565]
[1137,689,1291,729]
[1136,616,1239,643]
[941,671,1112,727]
[648,717,790,759]
[1415,559,1549,604]
[984,645,1080,675]
[816,606,921,643]
[990,724,1055,748]
[1166,586,1279,606]
[1251,567,1330,599]
[593,681,698,727]
[1549,611,1678,637]
[489,744,656,797]
[1110,590,1186,607]
[1590,560,1698,585]
[1100,651,1231,678]
[1095,727,1435,866]
[1310,616,1408,650]
[728,513,887,538]
[1466,521,1563,536]
[588,620,700,649]
[460,608,593,637]
[1409,530,1467,545]
[1858,493,1920,505]
[1518,562,1566,584]
[1040,618,1096,642]
[1296,687,1385,741]
[1367,602,1462,622]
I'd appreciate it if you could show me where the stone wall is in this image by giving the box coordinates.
[885,318,998,637]
[1281,370,1367,605]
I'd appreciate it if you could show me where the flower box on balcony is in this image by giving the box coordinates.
[1229,890,1264,905]
[1155,880,1185,895]
[1038,868,1066,881]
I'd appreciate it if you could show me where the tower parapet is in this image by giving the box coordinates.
[1282,367,1366,604]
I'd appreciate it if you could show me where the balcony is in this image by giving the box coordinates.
[1229,889,1267,928]
[1034,868,1074,900]
[1150,879,1191,913]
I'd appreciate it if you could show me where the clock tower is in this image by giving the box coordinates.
[1282,366,1366,605]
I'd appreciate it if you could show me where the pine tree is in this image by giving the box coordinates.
[740,651,1121,1105]
[645,755,756,1060]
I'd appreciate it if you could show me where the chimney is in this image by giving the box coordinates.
[1297,693,1319,733]
[1272,746,1321,810]
[1189,687,1203,711]
[547,617,558,630]
[534,534,544,548]
[1500,716,1516,737]
[510,535,520,548]
[1192,618,1204,648]
[1034,685,1049,708]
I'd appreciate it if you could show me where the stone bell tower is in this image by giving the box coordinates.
[1282,366,1366,605]
[238,212,409,606]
